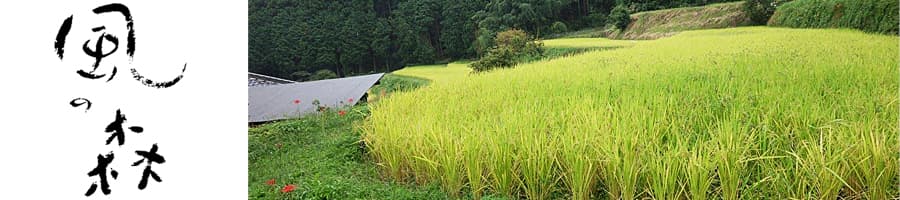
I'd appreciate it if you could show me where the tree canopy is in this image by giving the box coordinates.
[249,0,741,80]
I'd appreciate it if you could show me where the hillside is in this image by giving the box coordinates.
[557,2,751,40]
[617,2,751,39]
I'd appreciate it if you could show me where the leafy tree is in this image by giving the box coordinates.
[393,0,442,65]
[608,4,631,29]
[248,0,743,80]
[440,0,486,58]
[470,29,543,72]
[550,21,569,34]
[310,69,338,81]
[745,0,792,25]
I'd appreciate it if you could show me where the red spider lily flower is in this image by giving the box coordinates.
[293,99,301,104]
[338,110,347,116]
[266,179,276,186]
[348,98,354,103]
[281,184,296,193]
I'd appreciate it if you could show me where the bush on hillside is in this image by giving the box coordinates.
[469,47,517,72]
[550,21,569,34]
[768,0,899,34]
[609,5,632,30]
[744,0,793,25]
[470,29,543,72]
[310,69,338,81]
[291,71,312,81]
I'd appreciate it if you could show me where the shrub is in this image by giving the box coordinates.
[608,5,632,30]
[494,29,531,50]
[745,0,793,25]
[290,71,311,81]
[309,69,338,81]
[768,0,899,34]
[469,47,517,72]
[550,21,568,34]
[470,29,543,72]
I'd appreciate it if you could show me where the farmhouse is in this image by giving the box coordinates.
[248,72,296,87]
[248,73,384,123]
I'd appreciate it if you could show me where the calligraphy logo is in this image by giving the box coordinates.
[54,3,178,197]
[55,3,185,88]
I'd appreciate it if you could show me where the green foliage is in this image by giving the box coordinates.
[393,0,442,65]
[609,5,632,29]
[584,11,608,27]
[550,21,569,34]
[289,71,311,82]
[469,47,518,72]
[768,0,899,34]
[620,0,744,13]
[250,0,749,80]
[470,29,543,72]
[249,0,379,79]
[249,0,757,77]
[309,69,338,81]
[248,106,449,199]
[744,0,792,24]
[439,0,484,58]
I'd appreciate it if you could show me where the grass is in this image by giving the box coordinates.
[392,62,473,84]
[392,40,638,81]
[249,83,448,199]
[539,38,640,64]
[363,27,899,199]
[368,74,430,102]
[541,38,639,49]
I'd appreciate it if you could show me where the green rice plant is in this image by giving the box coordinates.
[845,124,899,199]
[712,120,754,200]
[516,115,559,200]
[463,134,487,199]
[558,99,605,200]
[436,135,466,197]
[685,144,715,200]
[795,135,850,200]
[598,115,645,200]
[364,27,899,199]
[485,134,519,198]
[646,145,687,199]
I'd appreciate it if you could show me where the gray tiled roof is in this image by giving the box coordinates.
[248,73,384,123]
[249,72,296,87]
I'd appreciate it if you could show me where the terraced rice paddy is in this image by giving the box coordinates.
[364,27,899,199]
[392,62,473,84]
[541,38,640,49]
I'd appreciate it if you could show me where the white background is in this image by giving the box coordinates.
[0,1,248,199]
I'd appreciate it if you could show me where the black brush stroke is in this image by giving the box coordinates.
[93,3,135,58]
[69,98,92,112]
[55,15,73,60]
[130,63,186,88]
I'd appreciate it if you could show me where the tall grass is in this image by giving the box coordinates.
[363,27,899,199]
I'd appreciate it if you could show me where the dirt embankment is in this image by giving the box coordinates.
[607,2,752,40]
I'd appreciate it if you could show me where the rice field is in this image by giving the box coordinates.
[363,27,899,199]
[392,62,473,84]
[541,38,640,49]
